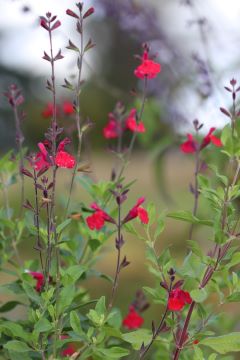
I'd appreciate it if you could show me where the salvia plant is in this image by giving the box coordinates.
[1,3,240,360]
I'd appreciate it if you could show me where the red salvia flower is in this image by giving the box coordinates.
[168,288,192,311]
[103,114,119,139]
[134,50,161,79]
[123,197,149,224]
[34,138,75,171]
[180,134,198,154]
[63,101,74,115]
[55,151,75,169]
[122,306,144,330]
[200,127,223,149]
[42,103,54,118]
[86,203,115,230]
[60,335,76,357]
[29,271,44,292]
[180,128,222,154]
[193,339,199,345]
[125,109,146,133]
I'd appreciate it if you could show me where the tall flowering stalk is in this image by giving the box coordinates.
[4,85,25,214]
[65,3,95,214]
[172,80,239,360]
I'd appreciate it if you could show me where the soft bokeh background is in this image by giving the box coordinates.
[0,0,240,356]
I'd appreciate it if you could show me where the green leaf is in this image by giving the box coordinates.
[93,347,129,358]
[56,219,71,234]
[167,210,212,226]
[70,310,83,335]
[34,318,52,333]
[58,285,75,314]
[95,296,106,315]
[0,301,23,313]
[4,340,31,353]
[226,292,240,302]
[191,288,208,303]
[201,332,240,354]
[0,322,29,341]
[122,329,152,350]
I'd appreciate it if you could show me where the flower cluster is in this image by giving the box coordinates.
[42,101,74,118]
[134,49,161,79]
[168,288,192,311]
[103,108,145,139]
[33,138,76,171]
[86,197,149,231]
[122,306,144,330]
[180,127,222,154]
[29,271,44,292]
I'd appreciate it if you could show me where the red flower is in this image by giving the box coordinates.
[123,197,149,224]
[200,127,222,149]
[103,114,119,139]
[42,103,54,118]
[60,335,76,357]
[86,203,114,230]
[29,271,44,292]
[180,128,222,154]
[34,138,76,171]
[55,151,75,169]
[193,339,199,345]
[180,134,198,154]
[125,109,145,133]
[63,101,74,115]
[122,306,144,330]
[134,51,161,79]
[168,288,192,311]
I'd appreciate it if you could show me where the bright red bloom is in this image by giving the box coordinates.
[55,151,75,169]
[63,101,74,115]
[134,51,161,79]
[181,128,222,154]
[29,271,44,292]
[122,306,144,330]
[200,127,223,149]
[103,114,119,139]
[42,103,54,118]
[180,134,198,154]
[34,138,75,171]
[125,109,145,133]
[168,288,192,311]
[60,335,76,357]
[86,203,114,230]
[123,197,149,224]
[193,339,199,345]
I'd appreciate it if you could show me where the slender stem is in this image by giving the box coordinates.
[13,105,24,215]
[189,144,200,240]
[108,203,122,310]
[139,307,169,359]
[33,170,44,273]
[173,301,195,360]
[65,13,84,215]
[116,77,148,183]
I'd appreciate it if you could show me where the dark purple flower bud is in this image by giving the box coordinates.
[66,9,79,19]
[40,19,49,31]
[230,78,237,86]
[54,49,64,61]
[51,20,61,31]
[42,51,51,62]
[23,200,34,211]
[21,168,33,178]
[224,86,232,92]
[172,279,184,290]
[120,255,130,269]
[83,7,94,19]
[116,234,124,249]
[160,281,168,291]
[220,107,231,118]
